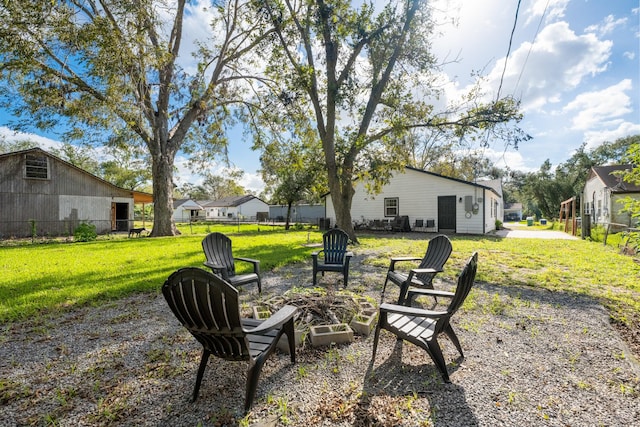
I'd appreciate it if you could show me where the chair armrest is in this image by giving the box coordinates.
[411,267,441,274]
[345,251,354,258]
[380,303,447,318]
[311,249,324,259]
[406,267,440,283]
[407,288,455,299]
[235,256,259,265]
[235,257,260,274]
[388,257,422,271]
[245,305,297,334]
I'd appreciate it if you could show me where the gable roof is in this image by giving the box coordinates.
[173,199,203,209]
[403,166,502,198]
[202,195,264,207]
[0,147,154,203]
[322,166,503,199]
[589,164,640,193]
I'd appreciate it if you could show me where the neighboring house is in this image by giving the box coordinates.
[324,166,503,234]
[172,199,204,223]
[503,202,523,221]
[0,148,153,237]
[269,203,325,223]
[583,164,640,227]
[202,195,269,220]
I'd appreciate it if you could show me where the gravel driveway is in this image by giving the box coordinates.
[495,223,579,240]
[1,247,638,426]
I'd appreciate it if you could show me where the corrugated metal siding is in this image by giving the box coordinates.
[0,152,134,237]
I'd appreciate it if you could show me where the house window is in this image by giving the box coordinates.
[384,197,398,217]
[25,154,49,179]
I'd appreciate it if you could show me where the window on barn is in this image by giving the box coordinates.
[25,154,49,179]
[384,197,398,217]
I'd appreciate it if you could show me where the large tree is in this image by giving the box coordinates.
[255,0,526,240]
[0,0,270,236]
[259,135,326,229]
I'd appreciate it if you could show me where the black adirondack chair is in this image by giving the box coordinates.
[371,252,478,383]
[162,267,297,413]
[202,232,262,293]
[381,234,452,304]
[311,228,353,287]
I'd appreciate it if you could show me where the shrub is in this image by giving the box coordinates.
[74,222,97,242]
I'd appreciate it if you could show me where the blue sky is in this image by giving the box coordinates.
[1,0,638,193]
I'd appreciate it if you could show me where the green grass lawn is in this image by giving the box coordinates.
[1,226,639,330]
[0,225,318,322]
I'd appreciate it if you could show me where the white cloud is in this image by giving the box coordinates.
[485,21,612,111]
[585,15,627,37]
[0,127,62,151]
[482,146,537,173]
[525,0,569,26]
[563,79,633,131]
[240,171,266,194]
[583,121,640,150]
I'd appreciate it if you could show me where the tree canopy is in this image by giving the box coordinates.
[2,1,530,240]
[0,0,271,236]
[252,0,527,240]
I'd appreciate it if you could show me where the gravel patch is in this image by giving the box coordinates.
[1,251,639,426]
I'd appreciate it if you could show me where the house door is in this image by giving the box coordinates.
[438,196,456,233]
[111,202,129,231]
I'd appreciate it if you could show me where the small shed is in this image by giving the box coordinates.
[0,148,153,237]
[202,195,269,220]
[172,199,204,223]
[324,166,502,234]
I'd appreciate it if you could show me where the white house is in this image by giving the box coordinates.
[172,199,204,223]
[583,165,640,227]
[202,195,269,220]
[325,166,503,234]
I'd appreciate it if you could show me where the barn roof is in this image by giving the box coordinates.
[0,147,154,203]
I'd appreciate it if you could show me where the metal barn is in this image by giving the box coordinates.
[0,148,153,238]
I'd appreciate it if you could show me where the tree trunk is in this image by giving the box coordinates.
[327,170,357,242]
[149,151,179,237]
[285,202,292,230]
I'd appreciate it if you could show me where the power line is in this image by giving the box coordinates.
[496,0,523,101]
[514,0,550,96]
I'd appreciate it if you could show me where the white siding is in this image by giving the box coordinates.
[326,168,497,234]
[235,198,269,219]
[583,176,608,224]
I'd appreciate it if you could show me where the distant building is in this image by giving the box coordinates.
[201,195,269,220]
[268,203,325,223]
[503,203,523,221]
[0,148,152,237]
[583,165,640,227]
[172,199,204,223]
